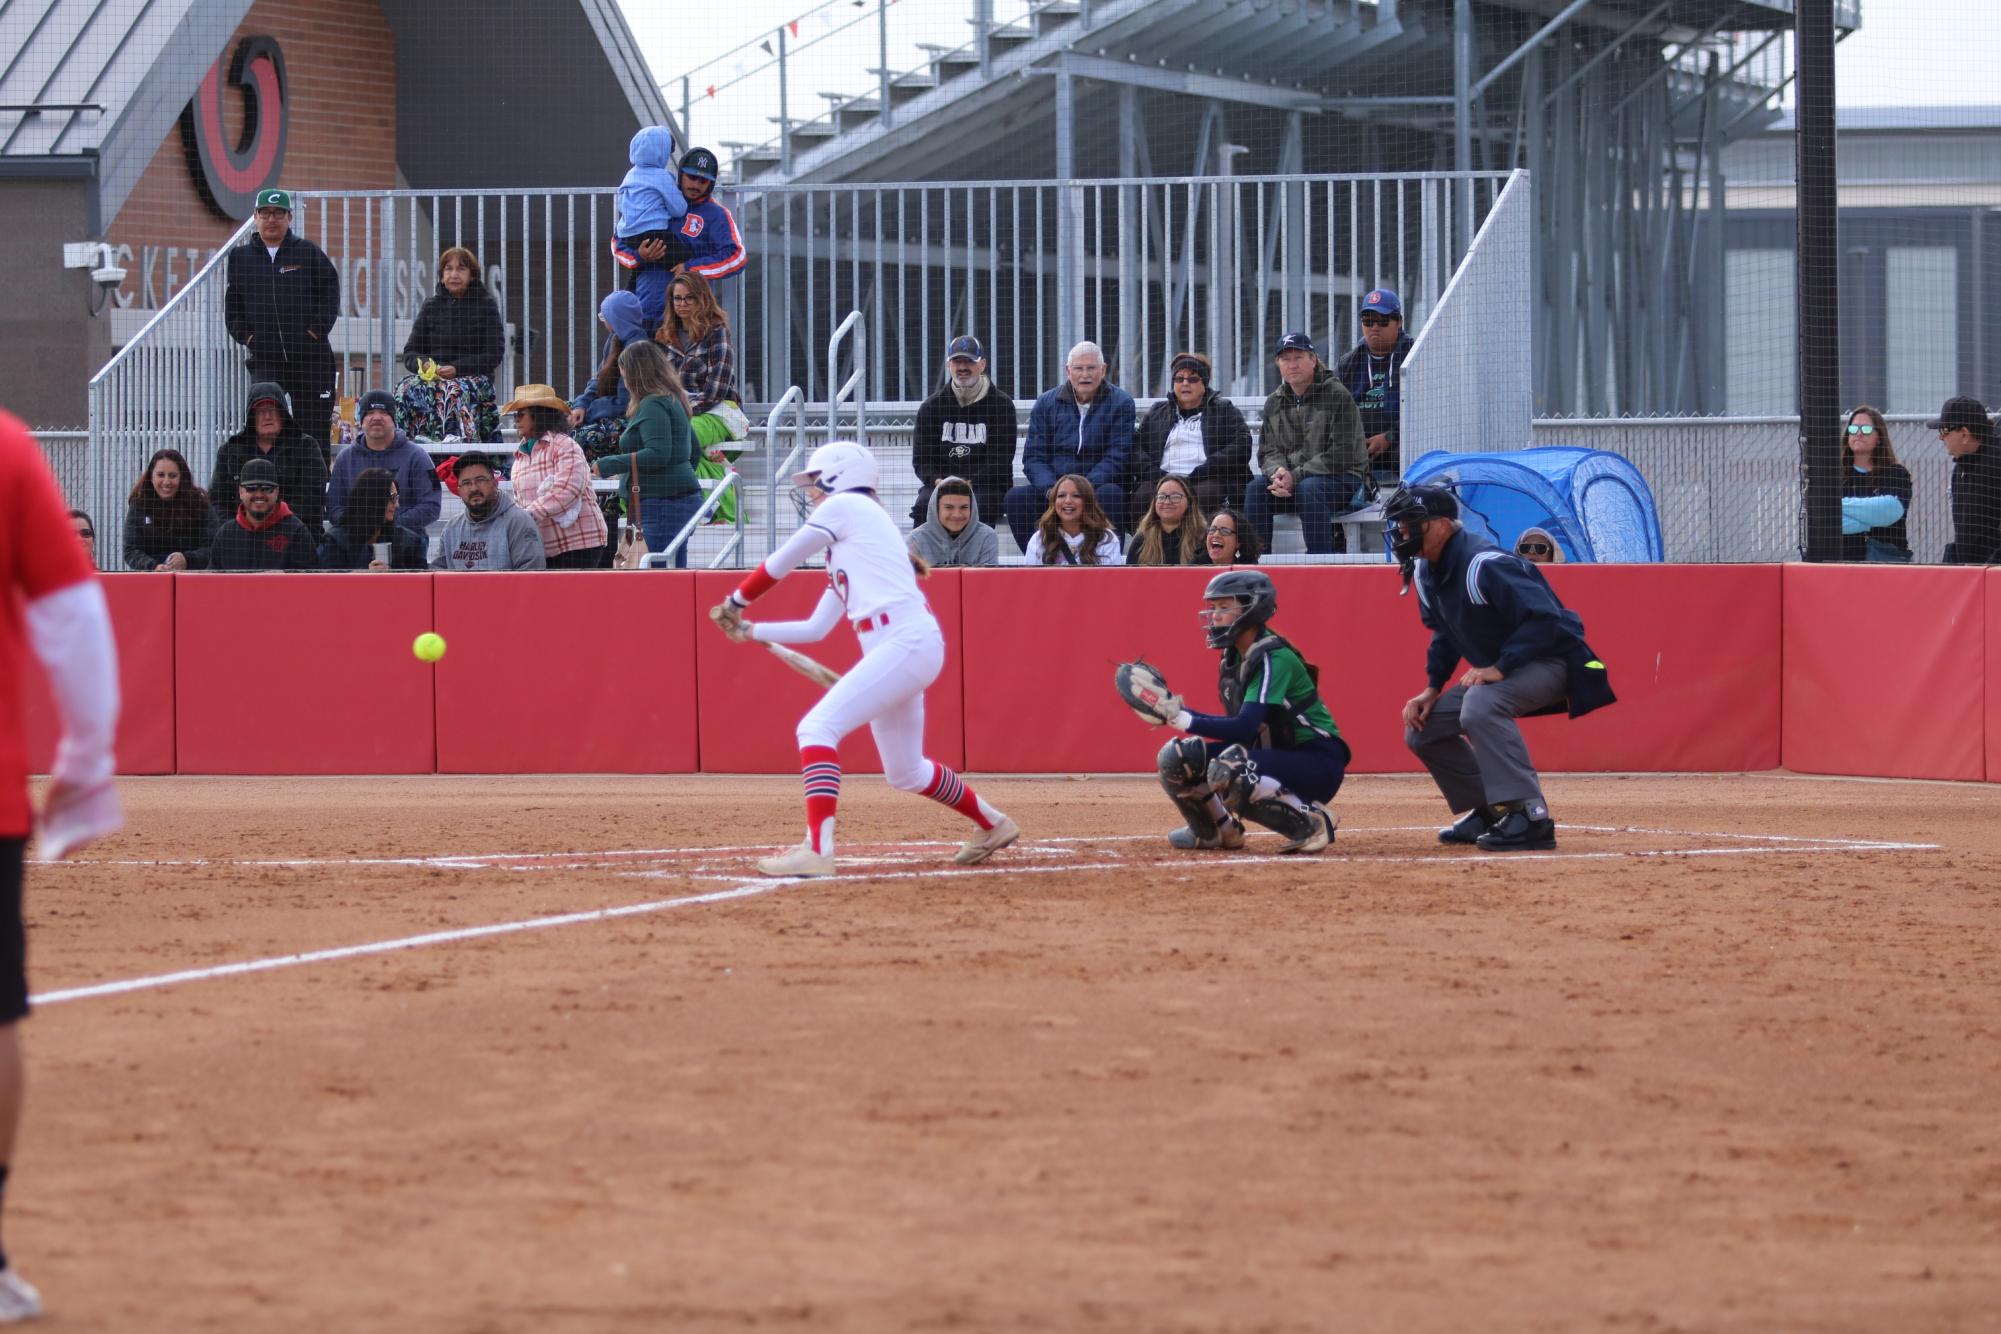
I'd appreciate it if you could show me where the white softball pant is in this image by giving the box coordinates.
[796,612,946,792]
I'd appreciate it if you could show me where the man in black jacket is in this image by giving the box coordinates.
[1332,288,1413,488]
[1387,483,1615,852]
[210,383,328,540]
[224,188,341,460]
[1929,395,2001,564]
[209,457,320,571]
[1132,351,1252,520]
[909,335,1018,528]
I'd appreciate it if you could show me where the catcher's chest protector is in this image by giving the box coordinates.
[1218,633,1322,748]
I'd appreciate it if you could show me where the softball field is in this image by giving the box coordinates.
[21,771,2001,1331]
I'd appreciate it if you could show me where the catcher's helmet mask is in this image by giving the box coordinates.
[1201,569,1278,650]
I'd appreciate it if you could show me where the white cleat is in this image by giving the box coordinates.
[954,815,1020,865]
[0,1268,43,1323]
[1278,809,1337,855]
[756,843,835,878]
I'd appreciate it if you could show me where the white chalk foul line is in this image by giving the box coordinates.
[28,880,805,1007]
[31,830,1937,1008]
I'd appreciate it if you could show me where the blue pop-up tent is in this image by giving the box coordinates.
[1401,448,1664,563]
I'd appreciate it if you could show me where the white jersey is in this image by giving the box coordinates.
[768,492,930,624]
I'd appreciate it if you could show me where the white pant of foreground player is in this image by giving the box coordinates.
[760,611,1017,878]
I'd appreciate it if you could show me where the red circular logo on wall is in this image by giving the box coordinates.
[179,36,289,220]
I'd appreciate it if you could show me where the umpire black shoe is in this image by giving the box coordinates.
[1475,809,1557,851]
[1438,809,1496,845]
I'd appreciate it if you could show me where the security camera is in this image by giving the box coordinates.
[91,262,126,289]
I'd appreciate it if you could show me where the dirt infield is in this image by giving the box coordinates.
[17,772,2001,1331]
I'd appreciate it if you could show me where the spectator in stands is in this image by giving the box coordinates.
[328,390,443,539]
[1334,289,1411,487]
[571,292,645,459]
[612,126,689,324]
[394,246,504,443]
[123,449,214,571]
[1132,352,1251,517]
[318,468,429,570]
[224,187,340,460]
[912,335,1017,528]
[507,385,608,570]
[432,452,546,571]
[1839,406,1913,564]
[1006,341,1134,550]
[595,343,701,565]
[67,511,95,567]
[1514,526,1565,565]
[1931,395,2001,565]
[908,477,1000,568]
[657,270,745,525]
[1246,332,1366,556]
[624,147,747,293]
[211,384,328,540]
[1199,506,1261,567]
[1023,474,1123,566]
[210,457,318,570]
[1126,475,1207,566]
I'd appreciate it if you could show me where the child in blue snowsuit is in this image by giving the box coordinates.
[616,126,687,324]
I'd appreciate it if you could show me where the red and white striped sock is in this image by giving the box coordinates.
[800,746,841,854]
[921,762,999,831]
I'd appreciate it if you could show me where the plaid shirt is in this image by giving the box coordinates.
[662,323,736,416]
[510,431,606,556]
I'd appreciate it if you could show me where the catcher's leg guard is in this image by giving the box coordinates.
[1157,737,1234,844]
[1208,745,1328,848]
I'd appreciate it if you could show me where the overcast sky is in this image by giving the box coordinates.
[623,0,1993,158]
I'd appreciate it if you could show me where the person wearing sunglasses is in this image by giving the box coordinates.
[210,457,318,570]
[1131,351,1251,520]
[1927,395,2001,565]
[1334,289,1412,489]
[1838,406,1913,564]
[1513,526,1565,565]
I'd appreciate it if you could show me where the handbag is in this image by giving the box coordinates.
[612,461,649,569]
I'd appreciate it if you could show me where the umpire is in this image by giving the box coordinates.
[1384,484,1615,851]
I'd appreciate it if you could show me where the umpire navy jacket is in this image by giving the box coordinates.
[1413,528,1615,718]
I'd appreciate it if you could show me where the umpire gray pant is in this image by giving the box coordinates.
[1405,658,1570,812]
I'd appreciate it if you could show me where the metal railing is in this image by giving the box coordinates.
[647,467,747,569]
[763,386,809,554]
[827,310,866,444]
[737,172,1506,405]
[85,218,256,570]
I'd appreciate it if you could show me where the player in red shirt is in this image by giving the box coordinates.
[0,411,123,1322]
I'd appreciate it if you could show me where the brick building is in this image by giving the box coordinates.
[1,0,669,426]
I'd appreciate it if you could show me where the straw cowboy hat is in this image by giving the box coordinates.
[500,384,570,415]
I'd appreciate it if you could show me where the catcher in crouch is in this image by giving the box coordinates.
[1119,570,1349,854]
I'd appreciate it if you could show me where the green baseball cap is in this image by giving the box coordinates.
[254,187,293,212]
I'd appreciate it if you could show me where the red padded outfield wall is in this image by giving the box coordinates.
[1990,570,2001,785]
[21,575,176,775]
[175,574,437,774]
[958,565,1782,775]
[1782,566,1986,782]
[22,565,1996,781]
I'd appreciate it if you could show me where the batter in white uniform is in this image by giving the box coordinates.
[711,441,1021,878]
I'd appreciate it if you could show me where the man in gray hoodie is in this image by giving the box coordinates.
[432,453,546,570]
[328,388,443,537]
[907,477,999,567]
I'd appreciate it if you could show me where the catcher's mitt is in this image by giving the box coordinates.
[708,598,751,643]
[1115,659,1185,727]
